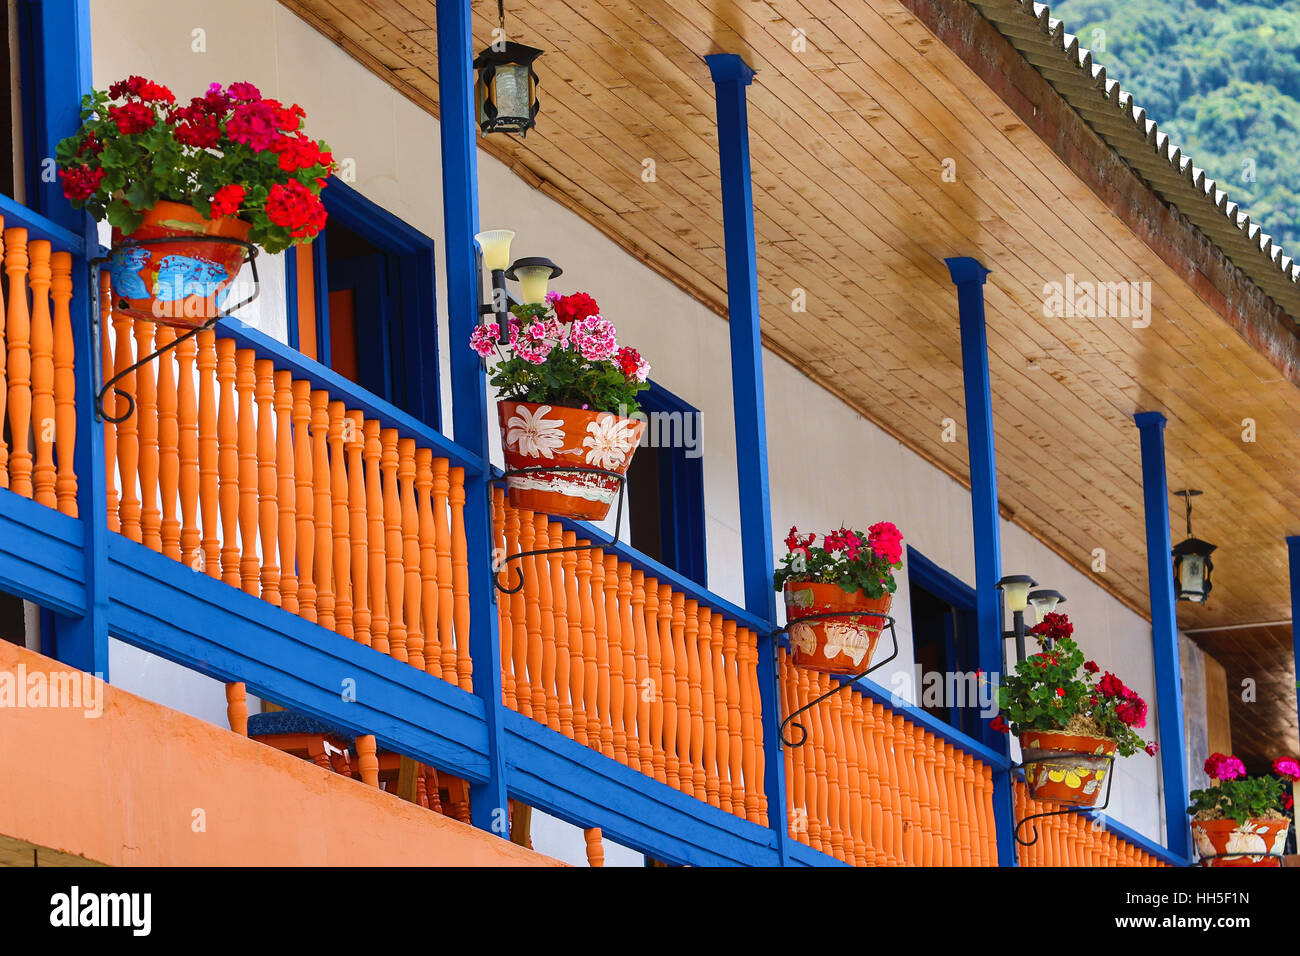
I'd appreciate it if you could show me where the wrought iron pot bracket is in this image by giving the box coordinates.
[1013,750,1116,848]
[1194,850,1285,866]
[491,465,628,595]
[773,611,899,749]
[92,236,260,424]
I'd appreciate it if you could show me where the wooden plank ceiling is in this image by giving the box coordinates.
[280,1,1300,688]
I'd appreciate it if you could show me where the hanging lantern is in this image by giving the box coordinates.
[473,1,542,137]
[1171,490,1216,604]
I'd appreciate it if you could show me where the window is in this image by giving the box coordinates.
[624,382,706,585]
[287,180,440,428]
[907,547,981,737]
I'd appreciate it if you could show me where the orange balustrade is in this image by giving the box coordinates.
[1013,781,1167,867]
[490,496,767,824]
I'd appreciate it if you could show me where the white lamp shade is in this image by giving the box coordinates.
[475,230,515,271]
[1001,580,1032,613]
[515,263,554,304]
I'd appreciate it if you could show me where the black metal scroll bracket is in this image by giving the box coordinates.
[92,236,260,424]
[1013,750,1117,847]
[773,611,899,749]
[491,465,628,595]
[1195,849,1285,866]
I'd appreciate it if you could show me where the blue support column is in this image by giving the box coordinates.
[1287,537,1300,755]
[1134,411,1192,860]
[706,53,787,866]
[437,0,509,836]
[945,257,1016,866]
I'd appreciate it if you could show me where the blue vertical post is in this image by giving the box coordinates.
[1287,537,1300,758]
[706,53,787,866]
[1135,411,1191,860]
[946,257,1016,866]
[30,0,108,676]
[437,0,509,835]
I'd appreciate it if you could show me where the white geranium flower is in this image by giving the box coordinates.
[505,404,565,459]
[583,414,639,470]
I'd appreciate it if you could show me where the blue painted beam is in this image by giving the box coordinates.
[0,490,86,614]
[106,534,491,779]
[945,256,1016,866]
[706,52,788,866]
[504,711,778,866]
[436,0,510,836]
[1289,536,1300,762]
[1134,411,1192,861]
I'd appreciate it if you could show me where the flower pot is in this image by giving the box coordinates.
[1192,817,1291,867]
[497,401,645,521]
[783,582,892,676]
[109,200,251,329]
[1019,731,1115,807]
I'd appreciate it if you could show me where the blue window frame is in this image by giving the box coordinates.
[624,381,707,586]
[907,546,981,738]
[286,179,441,429]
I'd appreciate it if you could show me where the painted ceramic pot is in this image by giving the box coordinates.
[1192,818,1290,867]
[783,582,892,676]
[109,200,251,328]
[497,401,645,521]
[1019,731,1115,807]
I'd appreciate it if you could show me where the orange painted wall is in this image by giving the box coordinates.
[0,642,559,867]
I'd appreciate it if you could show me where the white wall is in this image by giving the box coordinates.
[90,0,1172,846]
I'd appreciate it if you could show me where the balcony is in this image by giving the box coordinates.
[0,191,1181,867]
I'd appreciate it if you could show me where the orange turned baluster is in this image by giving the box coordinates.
[722,619,743,815]
[973,758,993,866]
[578,542,600,750]
[795,668,823,851]
[698,606,719,806]
[655,582,679,790]
[631,570,653,774]
[449,467,473,690]
[234,349,260,591]
[291,382,315,622]
[380,429,406,663]
[605,554,627,766]
[521,515,544,720]
[254,360,281,605]
[113,309,141,537]
[309,394,335,630]
[96,276,116,519]
[584,828,605,867]
[836,691,861,864]
[328,404,352,639]
[28,240,55,508]
[822,679,846,861]
[51,254,77,516]
[671,592,693,797]
[431,458,456,683]
[345,411,370,647]
[643,577,666,784]
[684,599,706,798]
[418,452,444,681]
[491,490,509,702]
[399,439,424,671]
[363,421,389,655]
[851,694,879,864]
[549,523,573,737]
[737,629,761,824]
[779,653,802,840]
[0,228,8,487]
[176,335,200,570]
[562,531,585,745]
[273,372,297,615]
[931,743,954,865]
[356,734,379,788]
[214,339,239,585]
[155,327,181,561]
[617,563,640,773]
[5,229,32,498]
[196,333,220,572]
[590,550,613,757]
[867,701,897,863]
[949,744,974,865]
[135,321,161,552]
[710,611,731,814]
[506,505,531,717]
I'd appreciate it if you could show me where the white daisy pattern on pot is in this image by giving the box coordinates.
[505,404,565,459]
[583,413,639,470]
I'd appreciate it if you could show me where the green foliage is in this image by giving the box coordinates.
[1189,776,1288,825]
[1053,0,1300,247]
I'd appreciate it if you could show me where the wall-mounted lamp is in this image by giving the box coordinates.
[473,0,543,137]
[1172,489,1216,604]
[1028,589,1066,618]
[997,574,1037,665]
[506,256,562,305]
[475,230,563,345]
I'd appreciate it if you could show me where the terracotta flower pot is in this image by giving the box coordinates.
[1019,731,1116,807]
[1192,817,1291,867]
[498,400,645,521]
[783,581,892,676]
[109,200,252,328]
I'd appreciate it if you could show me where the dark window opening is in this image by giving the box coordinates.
[908,547,981,738]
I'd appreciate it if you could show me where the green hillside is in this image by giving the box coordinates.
[1051,0,1300,249]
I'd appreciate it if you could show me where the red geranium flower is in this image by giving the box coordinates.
[1204,752,1247,781]
[108,101,156,135]
[59,165,106,201]
[1083,660,1099,673]
[270,134,328,173]
[866,521,903,564]
[989,715,1009,734]
[226,102,279,151]
[552,292,600,325]
[210,184,246,218]
[1098,672,1126,699]
[265,181,327,238]
[227,81,263,102]
[1145,742,1159,757]
[1273,756,1300,782]
[174,114,221,148]
[109,75,174,103]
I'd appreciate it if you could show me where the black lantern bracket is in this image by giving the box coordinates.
[491,464,628,595]
[774,611,899,748]
[1012,750,1116,847]
[93,236,259,424]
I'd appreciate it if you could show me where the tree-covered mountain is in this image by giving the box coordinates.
[1051,0,1300,249]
